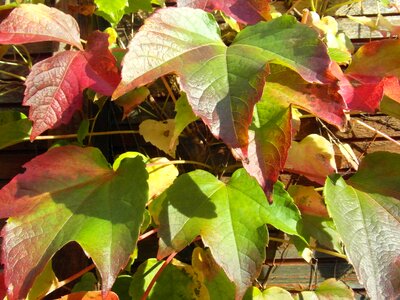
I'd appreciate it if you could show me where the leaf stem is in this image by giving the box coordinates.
[138,228,158,241]
[0,70,26,81]
[146,159,213,170]
[44,264,96,297]
[141,251,177,300]
[268,237,347,260]
[24,130,140,141]
[352,119,400,147]
[161,76,177,103]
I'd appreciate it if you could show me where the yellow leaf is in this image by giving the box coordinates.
[285,134,337,184]
[288,185,329,217]
[139,119,178,157]
[147,157,179,200]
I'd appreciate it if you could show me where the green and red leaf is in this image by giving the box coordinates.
[23,31,120,140]
[177,0,271,24]
[0,146,148,300]
[113,8,331,151]
[0,3,82,50]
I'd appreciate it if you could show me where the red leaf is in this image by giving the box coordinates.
[0,4,82,50]
[23,31,120,140]
[0,272,6,300]
[177,0,271,24]
[338,40,400,112]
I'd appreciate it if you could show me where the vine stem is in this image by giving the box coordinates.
[138,228,158,241]
[0,70,26,81]
[141,251,177,300]
[161,76,177,103]
[268,237,347,260]
[352,119,400,147]
[23,130,140,141]
[146,160,213,170]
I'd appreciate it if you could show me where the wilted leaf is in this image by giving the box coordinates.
[263,66,347,129]
[244,286,293,300]
[192,247,236,300]
[149,168,269,298]
[58,291,119,300]
[348,151,400,199]
[114,87,150,119]
[170,93,199,149]
[294,278,355,300]
[24,31,120,140]
[0,146,149,300]
[285,134,337,184]
[113,8,331,150]
[339,40,400,112]
[0,4,82,50]
[129,258,208,299]
[139,119,177,157]
[177,0,271,24]
[288,185,329,217]
[324,175,400,299]
[0,110,31,150]
[233,96,292,198]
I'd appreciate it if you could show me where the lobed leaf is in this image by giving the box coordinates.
[113,8,331,151]
[0,4,82,50]
[177,0,271,24]
[23,31,120,140]
[94,0,127,26]
[149,168,269,298]
[293,278,355,300]
[338,40,400,112]
[0,146,149,300]
[0,111,31,150]
[324,175,400,299]
[58,291,119,300]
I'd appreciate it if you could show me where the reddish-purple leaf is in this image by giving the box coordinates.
[0,3,82,50]
[0,146,148,300]
[339,40,400,112]
[177,0,271,24]
[23,31,120,140]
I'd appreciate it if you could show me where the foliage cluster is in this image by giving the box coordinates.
[0,0,399,299]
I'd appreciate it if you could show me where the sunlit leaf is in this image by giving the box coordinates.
[244,286,293,299]
[129,258,208,299]
[0,4,82,49]
[324,175,400,299]
[192,247,236,300]
[94,0,126,26]
[177,0,271,24]
[285,134,337,184]
[170,93,199,149]
[288,185,329,217]
[233,96,292,198]
[113,8,331,150]
[149,168,269,298]
[339,40,400,112]
[0,110,31,150]
[23,31,120,140]
[126,0,153,13]
[294,278,355,300]
[0,146,148,300]
[139,119,177,157]
[57,291,119,300]
[27,261,58,300]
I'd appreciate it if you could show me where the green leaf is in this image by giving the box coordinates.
[149,168,269,297]
[192,247,236,300]
[94,0,127,26]
[27,261,58,300]
[126,0,153,13]
[294,278,355,300]
[244,286,293,300]
[348,151,400,199]
[170,93,199,149]
[380,96,400,119]
[0,146,149,300]
[324,175,400,299]
[129,258,208,299]
[114,8,331,150]
[71,273,97,293]
[265,181,305,241]
[112,275,132,300]
[0,110,32,150]
[77,118,90,145]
